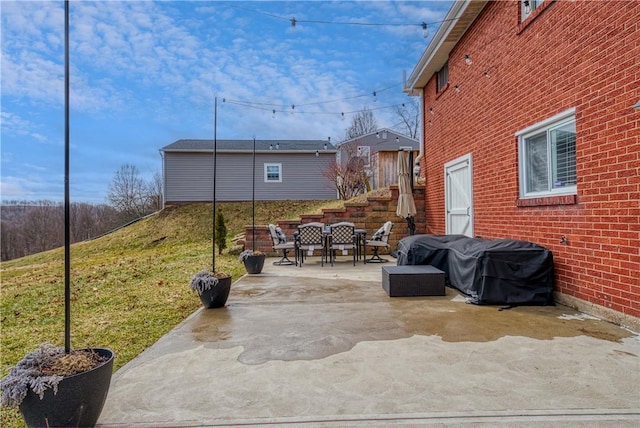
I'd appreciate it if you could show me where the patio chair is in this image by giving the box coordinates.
[268,224,295,266]
[328,222,357,266]
[364,221,394,263]
[295,222,325,267]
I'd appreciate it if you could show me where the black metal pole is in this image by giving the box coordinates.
[64,0,71,354]
[212,96,217,272]
[252,137,256,250]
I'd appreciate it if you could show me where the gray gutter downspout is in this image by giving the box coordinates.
[414,88,424,170]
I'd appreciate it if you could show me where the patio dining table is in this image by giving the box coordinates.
[295,224,367,266]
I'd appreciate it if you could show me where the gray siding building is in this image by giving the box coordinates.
[337,129,419,189]
[161,139,338,204]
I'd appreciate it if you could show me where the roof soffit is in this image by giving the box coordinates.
[406,0,488,92]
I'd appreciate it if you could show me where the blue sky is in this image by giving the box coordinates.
[1,1,452,204]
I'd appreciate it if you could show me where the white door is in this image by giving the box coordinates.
[445,154,473,237]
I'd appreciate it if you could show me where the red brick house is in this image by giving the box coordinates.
[405,0,639,329]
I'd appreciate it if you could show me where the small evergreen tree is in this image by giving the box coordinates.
[215,210,227,255]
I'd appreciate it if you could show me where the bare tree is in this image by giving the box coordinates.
[1,201,122,261]
[147,170,163,212]
[70,203,120,242]
[345,107,378,140]
[322,140,371,200]
[107,164,150,222]
[20,201,64,255]
[392,99,420,139]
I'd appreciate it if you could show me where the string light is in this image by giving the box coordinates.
[218,82,410,124]
[225,100,406,118]
[218,1,488,35]
[464,54,472,65]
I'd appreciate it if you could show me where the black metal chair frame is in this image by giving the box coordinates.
[364,221,394,263]
[295,222,325,267]
[328,222,357,266]
[268,224,295,266]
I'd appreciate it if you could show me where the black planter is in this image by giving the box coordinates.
[19,348,114,428]
[243,254,266,274]
[198,275,232,308]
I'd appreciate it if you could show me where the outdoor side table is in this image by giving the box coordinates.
[382,265,445,297]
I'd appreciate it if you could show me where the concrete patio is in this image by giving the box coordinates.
[97,257,640,427]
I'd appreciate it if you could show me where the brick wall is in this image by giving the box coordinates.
[244,185,426,258]
[419,1,639,325]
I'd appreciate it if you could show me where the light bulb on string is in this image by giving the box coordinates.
[341,112,345,121]
[421,22,428,38]
[290,104,295,115]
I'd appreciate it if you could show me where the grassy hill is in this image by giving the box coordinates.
[0,200,342,427]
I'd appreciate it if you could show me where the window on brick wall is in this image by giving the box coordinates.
[517,108,577,198]
[436,61,448,92]
[521,0,542,21]
[264,163,282,183]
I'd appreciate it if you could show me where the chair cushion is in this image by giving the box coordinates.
[372,225,386,241]
[275,226,287,244]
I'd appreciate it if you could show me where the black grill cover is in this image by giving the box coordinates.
[397,235,554,305]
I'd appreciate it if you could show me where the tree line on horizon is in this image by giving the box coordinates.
[1,164,162,261]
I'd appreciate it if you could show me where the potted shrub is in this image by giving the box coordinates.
[0,344,114,427]
[190,269,232,308]
[239,249,266,274]
[237,137,267,275]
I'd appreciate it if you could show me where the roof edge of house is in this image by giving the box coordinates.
[405,0,488,93]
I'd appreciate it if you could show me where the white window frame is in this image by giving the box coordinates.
[516,108,577,198]
[264,163,282,183]
[436,61,449,92]
[521,0,542,21]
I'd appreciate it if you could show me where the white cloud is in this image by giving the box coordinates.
[0,179,32,199]
[1,1,449,201]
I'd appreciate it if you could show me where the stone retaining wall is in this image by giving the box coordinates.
[244,185,425,257]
